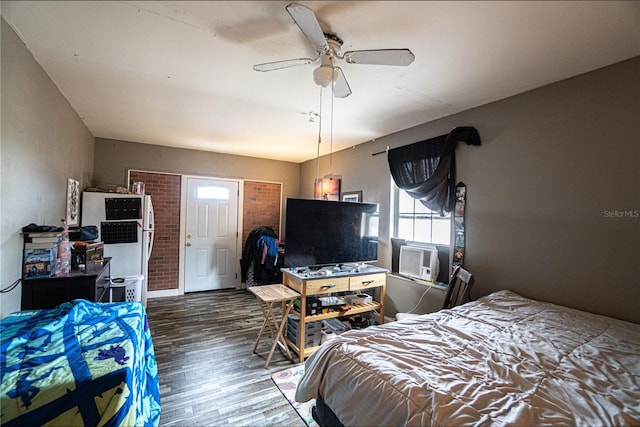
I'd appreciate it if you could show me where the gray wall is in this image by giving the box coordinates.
[1,19,95,318]
[302,57,640,324]
[93,137,300,192]
[93,137,301,220]
[386,275,447,318]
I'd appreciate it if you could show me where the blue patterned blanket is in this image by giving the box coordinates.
[1,300,161,426]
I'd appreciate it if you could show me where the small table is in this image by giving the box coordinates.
[248,284,300,368]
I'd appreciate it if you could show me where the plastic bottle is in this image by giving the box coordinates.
[56,219,71,275]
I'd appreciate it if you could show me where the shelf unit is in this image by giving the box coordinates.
[282,268,386,362]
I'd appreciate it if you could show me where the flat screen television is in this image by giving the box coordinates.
[284,198,379,268]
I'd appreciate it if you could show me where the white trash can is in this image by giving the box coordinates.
[110,274,143,302]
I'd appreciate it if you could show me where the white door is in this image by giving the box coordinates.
[184,178,239,292]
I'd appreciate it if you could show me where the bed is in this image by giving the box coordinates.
[295,290,640,426]
[1,299,161,426]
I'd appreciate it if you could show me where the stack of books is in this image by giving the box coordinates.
[23,232,62,279]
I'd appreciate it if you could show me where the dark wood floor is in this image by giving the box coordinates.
[146,289,306,426]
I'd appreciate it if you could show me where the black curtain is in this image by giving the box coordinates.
[387,127,480,215]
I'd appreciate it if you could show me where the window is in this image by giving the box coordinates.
[393,185,450,245]
[197,186,230,200]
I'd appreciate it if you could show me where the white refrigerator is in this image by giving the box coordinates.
[81,192,154,304]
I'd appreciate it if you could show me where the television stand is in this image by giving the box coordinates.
[282,265,387,362]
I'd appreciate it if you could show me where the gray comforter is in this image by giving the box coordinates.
[295,290,640,426]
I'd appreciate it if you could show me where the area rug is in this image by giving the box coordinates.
[271,364,318,427]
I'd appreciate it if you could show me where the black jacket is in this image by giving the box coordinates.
[240,226,278,283]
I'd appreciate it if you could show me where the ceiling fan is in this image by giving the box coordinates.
[253,3,415,98]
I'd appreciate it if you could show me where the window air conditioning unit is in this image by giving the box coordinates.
[399,245,439,282]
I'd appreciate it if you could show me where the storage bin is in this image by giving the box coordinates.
[110,274,143,302]
[286,316,322,347]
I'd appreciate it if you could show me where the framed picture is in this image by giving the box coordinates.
[342,190,362,203]
[66,178,80,226]
[314,178,341,201]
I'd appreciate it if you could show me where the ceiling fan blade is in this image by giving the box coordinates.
[343,49,415,66]
[333,67,352,98]
[253,58,315,72]
[286,3,329,53]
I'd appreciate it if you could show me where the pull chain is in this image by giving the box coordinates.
[315,87,323,198]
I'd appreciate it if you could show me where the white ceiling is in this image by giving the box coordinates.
[3,1,639,163]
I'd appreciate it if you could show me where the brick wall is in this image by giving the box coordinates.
[130,171,181,291]
[242,181,282,246]
[126,175,280,291]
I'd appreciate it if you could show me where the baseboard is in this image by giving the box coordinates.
[147,289,181,299]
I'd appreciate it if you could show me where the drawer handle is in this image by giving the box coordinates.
[320,284,336,289]
[361,280,375,285]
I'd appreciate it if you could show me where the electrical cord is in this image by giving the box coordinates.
[405,285,433,314]
[1,278,21,293]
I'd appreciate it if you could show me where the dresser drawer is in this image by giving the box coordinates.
[305,277,349,295]
[349,273,385,291]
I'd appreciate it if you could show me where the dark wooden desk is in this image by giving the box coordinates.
[21,258,111,310]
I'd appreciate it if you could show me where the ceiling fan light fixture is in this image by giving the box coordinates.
[255,3,412,97]
[313,64,337,87]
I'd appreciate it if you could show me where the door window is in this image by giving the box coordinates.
[197,186,230,200]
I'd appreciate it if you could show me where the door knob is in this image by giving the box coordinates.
[186,242,192,247]
[187,234,192,239]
